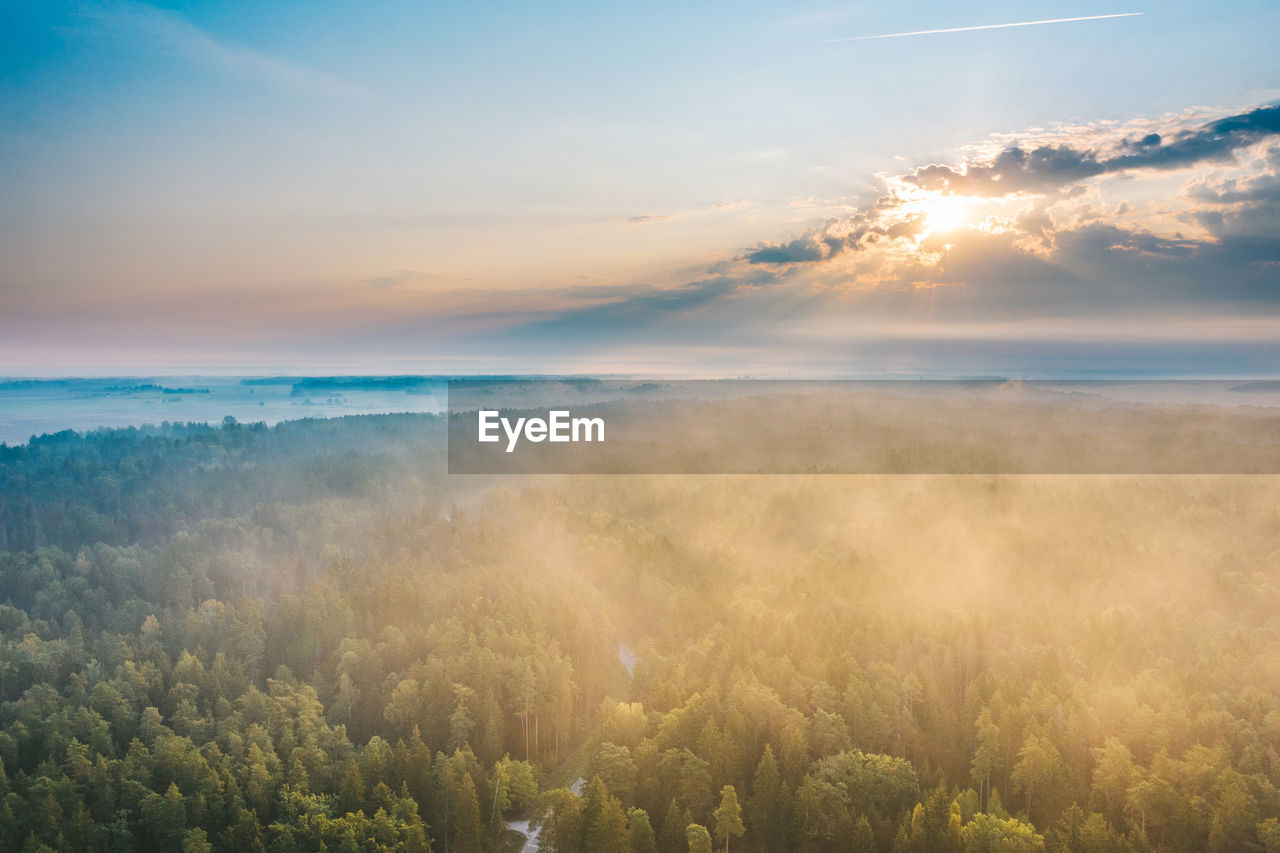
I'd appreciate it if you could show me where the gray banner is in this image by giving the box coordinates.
[447,379,1280,474]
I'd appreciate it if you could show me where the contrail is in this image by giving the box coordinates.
[794,12,1143,44]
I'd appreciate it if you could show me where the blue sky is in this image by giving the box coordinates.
[2,1,1279,375]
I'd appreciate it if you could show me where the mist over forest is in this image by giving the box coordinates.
[5,0,1279,850]
[2,410,1280,852]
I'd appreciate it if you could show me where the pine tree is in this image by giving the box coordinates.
[746,746,789,852]
[627,807,657,853]
[713,786,744,853]
[971,708,1001,812]
[659,800,685,853]
[588,793,631,853]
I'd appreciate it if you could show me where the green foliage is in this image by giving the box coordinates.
[627,806,657,853]
[685,822,713,853]
[745,744,790,850]
[541,787,584,853]
[895,787,961,853]
[1011,733,1067,824]
[594,741,640,805]
[4,418,1280,852]
[586,790,630,853]
[961,813,1045,853]
[712,785,743,851]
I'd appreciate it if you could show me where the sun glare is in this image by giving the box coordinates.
[921,194,968,234]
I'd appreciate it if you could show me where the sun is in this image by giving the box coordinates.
[920,194,969,234]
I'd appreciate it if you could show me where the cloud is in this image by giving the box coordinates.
[504,267,784,341]
[1183,146,1280,242]
[78,1,364,98]
[338,101,1280,365]
[737,105,1280,288]
[613,201,753,226]
[363,270,450,291]
[746,236,830,264]
[903,104,1280,197]
[745,203,926,266]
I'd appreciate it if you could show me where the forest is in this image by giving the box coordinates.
[2,411,1280,851]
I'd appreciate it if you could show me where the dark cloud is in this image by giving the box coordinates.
[1043,223,1279,306]
[1054,223,1200,260]
[406,102,1280,360]
[1111,105,1280,170]
[449,219,1276,363]
[907,145,1107,195]
[877,222,1278,316]
[746,237,829,264]
[744,105,1280,270]
[905,104,1280,197]
[502,267,784,346]
[746,209,925,266]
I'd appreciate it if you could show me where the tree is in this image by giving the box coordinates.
[385,678,422,735]
[628,807,657,853]
[686,823,713,853]
[1208,781,1258,853]
[141,782,188,850]
[401,726,434,807]
[659,799,686,853]
[896,787,960,853]
[1124,772,1178,844]
[712,786,744,853]
[1080,812,1126,853]
[595,742,640,805]
[658,749,713,824]
[747,745,789,852]
[588,793,631,853]
[795,775,851,850]
[182,827,214,853]
[580,776,611,849]
[449,771,486,853]
[493,756,538,817]
[1258,817,1280,853]
[852,815,877,853]
[449,684,476,750]
[1090,738,1133,824]
[1010,734,1064,823]
[339,757,365,814]
[971,708,1001,812]
[542,788,584,853]
[959,813,1044,853]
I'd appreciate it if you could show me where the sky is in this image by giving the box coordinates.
[1,1,1279,376]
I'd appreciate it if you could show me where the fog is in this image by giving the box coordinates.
[1,400,1278,851]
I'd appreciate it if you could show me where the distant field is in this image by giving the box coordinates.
[0,376,447,445]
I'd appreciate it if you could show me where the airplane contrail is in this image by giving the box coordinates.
[794,12,1143,45]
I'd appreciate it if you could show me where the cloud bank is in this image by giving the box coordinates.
[448,101,1280,368]
[901,105,1280,197]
